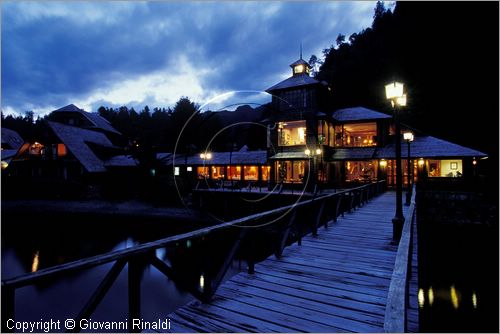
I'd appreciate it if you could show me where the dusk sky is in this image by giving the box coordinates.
[2,1,384,116]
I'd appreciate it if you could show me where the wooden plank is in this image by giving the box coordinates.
[247,269,389,301]
[217,285,380,332]
[221,279,384,326]
[236,272,387,316]
[165,190,406,333]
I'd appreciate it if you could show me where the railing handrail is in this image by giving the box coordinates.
[2,180,385,289]
[384,184,417,333]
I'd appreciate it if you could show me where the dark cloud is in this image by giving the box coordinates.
[1,1,376,116]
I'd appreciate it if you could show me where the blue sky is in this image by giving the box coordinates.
[2,1,382,116]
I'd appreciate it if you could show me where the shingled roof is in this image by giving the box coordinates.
[53,104,121,135]
[266,73,319,92]
[331,148,377,160]
[47,121,116,172]
[376,135,487,159]
[1,128,24,150]
[332,107,392,122]
[159,151,268,166]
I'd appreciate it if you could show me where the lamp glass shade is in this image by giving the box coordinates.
[304,149,311,156]
[380,160,387,167]
[385,82,404,99]
[396,94,407,107]
[315,148,322,155]
[403,132,414,141]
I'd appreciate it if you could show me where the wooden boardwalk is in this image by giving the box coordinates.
[166,192,411,333]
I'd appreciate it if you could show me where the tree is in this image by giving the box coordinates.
[335,33,345,47]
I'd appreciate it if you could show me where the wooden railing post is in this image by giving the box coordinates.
[128,257,142,333]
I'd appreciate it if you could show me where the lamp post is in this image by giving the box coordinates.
[403,131,414,205]
[304,147,322,194]
[385,81,406,243]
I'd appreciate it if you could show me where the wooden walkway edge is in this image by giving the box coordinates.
[166,192,410,333]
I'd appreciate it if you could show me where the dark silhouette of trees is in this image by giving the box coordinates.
[314,1,498,163]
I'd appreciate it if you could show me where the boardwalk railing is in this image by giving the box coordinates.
[2,181,386,333]
[384,185,417,333]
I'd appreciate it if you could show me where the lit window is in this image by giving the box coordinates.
[243,166,258,180]
[197,166,209,179]
[211,166,224,179]
[342,123,377,147]
[29,142,44,155]
[294,64,304,74]
[278,121,306,146]
[57,143,67,156]
[227,166,241,180]
[187,166,193,172]
[261,166,271,181]
[174,167,179,176]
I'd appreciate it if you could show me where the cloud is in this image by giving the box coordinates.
[1,1,377,116]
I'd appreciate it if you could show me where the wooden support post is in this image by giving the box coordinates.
[312,200,326,236]
[73,260,127,333]
[1,286,15,333]
[334,195,342,222]
[128,258,142,333]
[247,233,255,274]
[274,209,297,259]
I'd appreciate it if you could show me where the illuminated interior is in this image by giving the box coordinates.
[345,160,378,182]
[340,123,377,147]
[212,166,224,179]
[293,64,304,74]
[278,121,306,146]
[227,166,241,180]
[276,160,305,183]
[29,142,44,155]
[261,166,270,181]
[243,166,258,180]
[427,159,463,177]
[197,166,209,179]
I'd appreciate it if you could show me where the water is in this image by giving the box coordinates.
[1,210,241,332]
[418,223,499,332]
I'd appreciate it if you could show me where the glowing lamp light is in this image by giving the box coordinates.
[199,275,205,289]
[396,94,407,107]
[380,160,387,168]
[31,251,40,272]
[472,291,478,309]
[472,158,477,166]
[304,149,311,156]
[315,148,322,155]
[418,158,425,167]
[294,64,304,74]
[200,152,212,160]
[385,82,404,100]
[450,285,460,309]
[418,288,425,308]
[428,287,435,306]
[403,131,414,142]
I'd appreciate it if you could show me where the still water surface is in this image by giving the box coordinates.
[418,223,499,332]
[1,212,239,331]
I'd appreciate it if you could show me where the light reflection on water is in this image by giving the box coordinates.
[1,215,238,331]
[418,223,498,332]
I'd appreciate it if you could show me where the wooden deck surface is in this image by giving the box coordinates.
[166,192,413,333]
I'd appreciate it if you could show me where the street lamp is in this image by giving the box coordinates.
[304,147,322,193]
[403,131,414,205]
[385,81,406,242]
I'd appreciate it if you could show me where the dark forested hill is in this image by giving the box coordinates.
[316,1,499,159]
